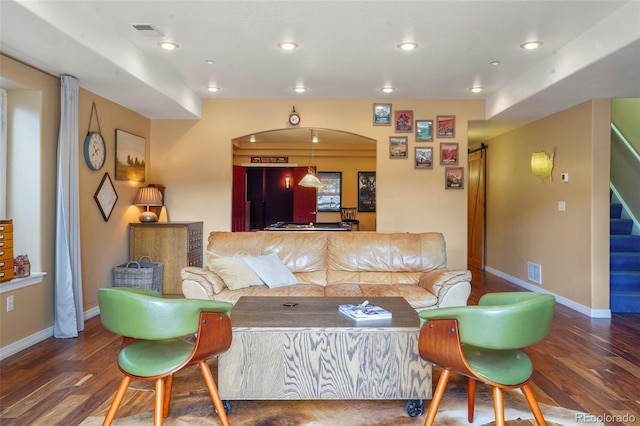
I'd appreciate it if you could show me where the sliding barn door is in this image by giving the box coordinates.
[467,149,486,269]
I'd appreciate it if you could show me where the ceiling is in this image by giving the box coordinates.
[1,1,639,143]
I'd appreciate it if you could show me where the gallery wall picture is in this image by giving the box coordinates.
[436,115,455,138]
[373,103,392,126]
[415,119,433,141]
[415,147,433,169]
[445,167,464,189]
[115,129,146,182]
[389,136,408,159]
[440,142,459,165]
[394,110,413,133]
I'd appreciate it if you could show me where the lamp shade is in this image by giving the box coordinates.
[133,187,163,222]
[133,187,163,207]
[298,168,324,188]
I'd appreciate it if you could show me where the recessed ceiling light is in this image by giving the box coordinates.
[520,40,543,50]
[490,60,501,66]
[292,86,307,93]
[380,86,395,93]
[277,41,299,50]
[397,42,419,51]
[468,86,484,93]
[158,41,179,50]
[205,59,215,65]
[207,86,220,93]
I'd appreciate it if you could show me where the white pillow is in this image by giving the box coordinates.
[242,254,298,288]
[205,252,264,290]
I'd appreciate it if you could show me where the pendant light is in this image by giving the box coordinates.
[299,130,323,188]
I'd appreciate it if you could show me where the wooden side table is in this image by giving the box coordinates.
[129,222,203,294]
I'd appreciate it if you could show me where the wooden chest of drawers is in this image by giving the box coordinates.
[0,220,14,282]
[129,222,203,295]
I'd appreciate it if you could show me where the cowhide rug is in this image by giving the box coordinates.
[81,364,601,426]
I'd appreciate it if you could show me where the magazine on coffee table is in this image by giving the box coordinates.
[338,301,392,321]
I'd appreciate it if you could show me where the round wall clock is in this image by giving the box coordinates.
[289,107,300,126]
[84,131,106,171]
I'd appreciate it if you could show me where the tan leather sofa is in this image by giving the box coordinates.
[181,231,472,312]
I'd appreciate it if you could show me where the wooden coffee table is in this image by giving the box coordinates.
[217,296,432,403]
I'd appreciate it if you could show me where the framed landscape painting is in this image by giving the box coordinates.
[440,142,459,165]
[389,136,408,159]
[394,110,413,133]
[415,119,433,141]
[445,167,464,189]
[415,147,433,169]
[115,129,146,182]
[436,115,455,138]
[373,103,392,126]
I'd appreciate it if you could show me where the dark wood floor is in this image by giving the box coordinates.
[1,268,639,425]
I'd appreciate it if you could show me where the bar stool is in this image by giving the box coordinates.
[340,207,359,231]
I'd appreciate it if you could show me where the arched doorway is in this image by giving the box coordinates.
[232,128,376,231]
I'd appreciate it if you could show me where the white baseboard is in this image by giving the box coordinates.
[0,326,53,361]
[1,306,101,361]
[84,305,100,320]
[484,266,612,319]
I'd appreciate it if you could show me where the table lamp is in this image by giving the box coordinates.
[133,187,163,222]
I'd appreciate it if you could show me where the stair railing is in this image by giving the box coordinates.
[611,122,640,235]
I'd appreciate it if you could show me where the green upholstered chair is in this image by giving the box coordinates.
[418,291,556,426]
[98,288,234,426]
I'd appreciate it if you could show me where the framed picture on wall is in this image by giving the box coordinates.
[394,110,413,133]
[440,142,459,165]
[389,136,408,159]
[445,167,464,189]
[415,147,433,169]
[373,103,392,126]
[115,129,146,182]
[317,171,342,212]
[436,115,455,138]
[94,172,118,221]
[358,171,376,212]
[415,119,433,141]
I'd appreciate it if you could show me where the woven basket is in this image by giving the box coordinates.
[112,256,163,292]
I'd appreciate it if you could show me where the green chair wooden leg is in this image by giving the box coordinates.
[467,377,476,422]
[424,368,451,426]
[102,376,131,426]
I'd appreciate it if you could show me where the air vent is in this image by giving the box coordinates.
[132,24,163,37]
[527,262,542,285]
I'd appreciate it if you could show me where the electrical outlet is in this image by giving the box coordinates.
[7,295,14,312]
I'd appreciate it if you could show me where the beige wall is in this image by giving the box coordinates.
[77,90,150,312]
[152,98,484,270]
[0,55,150,350]
[485,100,611,309]
[1,55,58,348]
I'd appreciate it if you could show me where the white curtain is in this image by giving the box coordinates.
[54,75,84,338]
